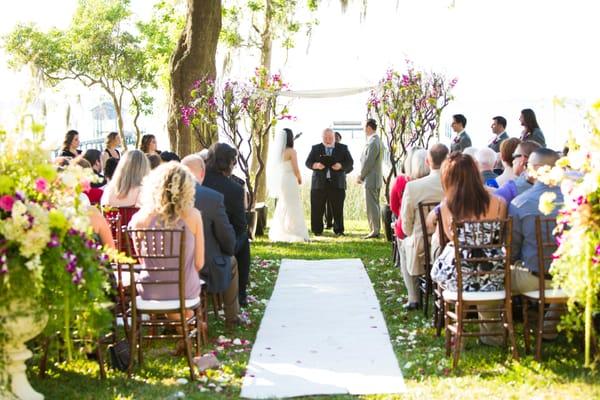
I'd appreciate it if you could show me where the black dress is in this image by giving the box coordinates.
[60,149,82,158]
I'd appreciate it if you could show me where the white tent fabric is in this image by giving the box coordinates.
[278,86,375,98]
[240,258,405,398]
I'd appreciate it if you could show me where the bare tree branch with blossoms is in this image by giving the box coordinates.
[367,62,456,203]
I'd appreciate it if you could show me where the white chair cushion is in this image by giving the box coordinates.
[523,289,568,300]
[135,296,200,311]
[443,290,506,302]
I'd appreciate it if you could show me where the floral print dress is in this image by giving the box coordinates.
[431,220,506,292]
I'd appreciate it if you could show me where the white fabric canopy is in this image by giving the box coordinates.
[268,86,375,99]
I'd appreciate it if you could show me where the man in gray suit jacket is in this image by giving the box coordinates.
[182,155,245,328]
[357,118,383,239]
[488,116,509,153]
[450,114,472,153]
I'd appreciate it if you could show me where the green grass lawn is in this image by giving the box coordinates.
[28,221,600,399]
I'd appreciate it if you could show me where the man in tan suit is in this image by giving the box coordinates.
[399,143,449,310]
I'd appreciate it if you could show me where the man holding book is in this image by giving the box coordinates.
[305,128,354,236]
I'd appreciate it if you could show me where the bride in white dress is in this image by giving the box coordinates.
[267,128,309,242]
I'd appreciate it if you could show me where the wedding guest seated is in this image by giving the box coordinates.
[463,146,477,159]
[494,140,541,203]
[495,138,521,187]
[83,149,107,188]
[88,206,115,248]
[101,149,150,208]
[129,162,204,350]
[430,152,507,344]
[390,147,428,240]
[140,134,160,156]
[103,157,119,182]
[74,157,103,205]
[100,131,121,169]
[475,147,499,188]
[399,143,448,310]
[60,130,82,158]
[161,151,181,163]
[182,154,247,328]
[147,153,162,169]
[509,148,563,337]
[203,143,251,307]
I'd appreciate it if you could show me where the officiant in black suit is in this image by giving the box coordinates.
[305,128,354,236]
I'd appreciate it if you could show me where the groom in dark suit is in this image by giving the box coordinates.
[305,128,354,236]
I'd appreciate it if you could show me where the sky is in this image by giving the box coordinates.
[1,0,599,157]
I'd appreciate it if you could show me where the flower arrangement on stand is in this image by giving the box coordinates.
[0,131,113,399]
[182,68,290,236]
[537,101,600,368]
[367,62,456,204]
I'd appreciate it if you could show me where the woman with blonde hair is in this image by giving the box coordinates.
[100,131,121,169]
[100,149,150,207]
[129,161,204,302]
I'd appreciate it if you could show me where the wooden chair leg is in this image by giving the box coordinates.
[195,308,202,355]
[436,289,445,337]
[506,297,519,360]
[138,320,144,367]
[181,317,196,381]
[423,278,431,317]
[452,303,462,369]
[523,298,530,354]
[445,301,452,357]
[535,300,544,361]
[128,316,137,377]
[96,341,106,380]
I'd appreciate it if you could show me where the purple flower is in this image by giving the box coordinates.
[0,254,7,274]
[48,233,60,248]
[14,191,25,201]
[68,228,79,236]
[595,244,600,256]
[181,105,197,127]
[72,267,83,285]
[401,74,410,86]
[576,196,587,206]
[26,214,35,228]
[63,252,77,273]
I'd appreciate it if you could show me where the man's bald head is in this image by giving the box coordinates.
[181,154,206,184]
[322,128,334,146]
[428,143,449,169]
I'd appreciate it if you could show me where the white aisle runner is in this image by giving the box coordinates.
[241,259,405,398]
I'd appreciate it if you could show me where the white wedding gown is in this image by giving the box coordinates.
[268,160,309,242]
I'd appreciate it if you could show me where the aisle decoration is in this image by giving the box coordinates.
[537,101,600,367]
[366,61,456,203]
[0,131,113,399]
[182,68,290,235]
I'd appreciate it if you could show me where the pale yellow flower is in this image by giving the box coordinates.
[539,191,557,215]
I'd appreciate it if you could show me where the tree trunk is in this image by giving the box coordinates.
[168,0,221,156]
[108,91,127,151]
[251,0,273,205]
